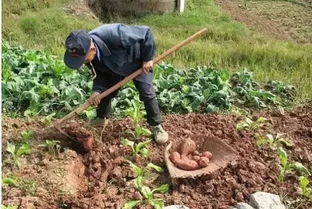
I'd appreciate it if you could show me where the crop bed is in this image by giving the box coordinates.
[2,106,312,209]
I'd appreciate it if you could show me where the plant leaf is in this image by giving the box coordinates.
[139,148,150,158]
[134,176,144,189]
[152,184,169,194]
[256,137,271,147]
[290,162,311,176]
[146,163,164,173]
[128,161,144,177]
[140,186,153,200]
[16,144,31,157]
[277,138,294,148]
[122,200,141,209]
[121,138,135,151]
[277,147,288,168]
[6,142,15,155]
[135,127,152,137]
[2,177,16,186]
[149,199,165,209]
[299,176,309,194]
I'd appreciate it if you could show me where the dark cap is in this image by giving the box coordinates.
[64,30,91,69]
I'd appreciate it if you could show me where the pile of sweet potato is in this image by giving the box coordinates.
[169,138,212,170]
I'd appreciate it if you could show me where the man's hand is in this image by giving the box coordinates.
[142,60,153,74]
[88,92,101,106]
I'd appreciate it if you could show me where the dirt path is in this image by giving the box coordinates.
[2,106,312,208]
[214,0,312,44]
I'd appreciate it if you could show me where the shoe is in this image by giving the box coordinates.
[152,124,169,144]
[89,117,105,127]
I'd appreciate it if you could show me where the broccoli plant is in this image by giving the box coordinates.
[38,140,61,156]
[121,138,150,158]
[6,142,31,167]
[298,176,312,200]
[277,147,311,181]
[236,117,267,131]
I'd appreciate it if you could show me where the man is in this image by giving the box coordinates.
[63,24,168,144]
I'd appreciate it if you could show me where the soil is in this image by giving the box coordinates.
[2,106,312,208]
[214,0,312,44]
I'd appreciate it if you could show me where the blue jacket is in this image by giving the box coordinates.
[87,24,155,86]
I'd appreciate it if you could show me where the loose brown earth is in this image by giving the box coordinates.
[214,0,312,44]
[2,106,312,208]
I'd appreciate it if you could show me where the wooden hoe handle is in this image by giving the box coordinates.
[56,28,208,125]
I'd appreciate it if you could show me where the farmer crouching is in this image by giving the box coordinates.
[63,24,169,144]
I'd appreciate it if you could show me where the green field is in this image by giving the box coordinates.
[2,0,312,101]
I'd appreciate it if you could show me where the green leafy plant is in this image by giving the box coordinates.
[39,112,56,126]
[134,126,152,137]
[123,99,144,127]
[38,140,61,155]
[82,107,96,120]
[236,117,267,131]
[1,205,17,209]
[123,182,169,209]
[256,133,293,150]
[2,43,295,117]
[277,147,311,181]
[2,42,92,117]
[6,142,31,167]
[19,130,33,144]
[2,177,17,187]
[298,176,312,200]
[129,161,164,177]
[123,161,168,209]
[121,138,150,158]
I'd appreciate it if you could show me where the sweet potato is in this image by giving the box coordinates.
[192,155,201,161]
[202,151,212,159]
[178,156,199,170]
[179,138,196,156]
[170,151,181,164]
[198,157,210,168]
[193,150,200,155]
[170,152,199,170]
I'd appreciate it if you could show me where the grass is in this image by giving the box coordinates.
[2,0,100,55]
[2,0,312,101]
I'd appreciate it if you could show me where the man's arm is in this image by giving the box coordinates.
[140,27,155,62]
